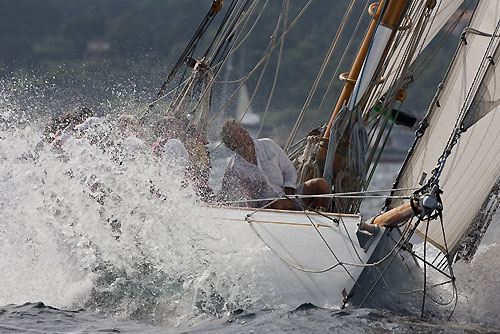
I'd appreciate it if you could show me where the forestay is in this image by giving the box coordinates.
[393,0,500,253]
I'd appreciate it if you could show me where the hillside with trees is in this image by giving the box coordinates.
[0,0,469,134]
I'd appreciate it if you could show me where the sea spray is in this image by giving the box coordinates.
[0,113,275,326]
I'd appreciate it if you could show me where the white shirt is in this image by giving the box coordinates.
[220,138,297,204]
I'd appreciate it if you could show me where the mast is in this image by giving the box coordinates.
[316,0,410,165]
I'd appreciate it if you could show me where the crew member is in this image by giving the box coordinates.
[219,120,329,210]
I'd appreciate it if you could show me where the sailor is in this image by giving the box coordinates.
[151,115,214,201]
[218,120,329,210]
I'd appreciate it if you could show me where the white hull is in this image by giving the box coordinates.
[199,205,387,308]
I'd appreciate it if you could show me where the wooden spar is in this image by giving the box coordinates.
[372,200,420,227]
[316,0,409,164]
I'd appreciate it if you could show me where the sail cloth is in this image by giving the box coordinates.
[462,30,500,129]
[393,0,500,254]
[369,0,465,111]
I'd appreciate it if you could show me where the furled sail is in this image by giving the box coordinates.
[392,0,500,254]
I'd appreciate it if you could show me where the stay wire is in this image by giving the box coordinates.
[207,0,316,144]
[308,0,371,133]
[257,0,289,138]
[238,0,289,125]
[204,0,239,60]
[284,0,359,152]
[143,4,219,120]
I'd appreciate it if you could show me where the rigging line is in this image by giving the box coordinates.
[292,202,419,271]
[204,0,239,59]
[220,187,420,205]
[293,204,394,309]
[209,0,271,89]
[246,216,341,273]
[295,200,365,263]
[414,0,441,65]
[143,4,218,118]
[212,0,243,59]
[206,0,316,118]
[206,0,316,135]
[209,0,251,65]
[432,19,500,184]
[213,5,271,89]
[342,222,414,268]
[220,194,411,205]
[421,217,430,318]
[412,0,475,79]
[192,0,262,124]
[215,0,269,68]
[211,2,255,68]
[382,1,428,100]
[308,0,372,132]
[214,0,315,70]
[362,1,421,113]
[363,4,430,181]
[138,77,192,111]
[402,248,453,280]
[257,0,289,138]
[284,0,359,152]
[298,201,366,294]
[437,204,459,319]
[363,101,403,194]
[363,0,424,111]
[359,215,424,307]
[206,0,279,128]
[238,0,288,125]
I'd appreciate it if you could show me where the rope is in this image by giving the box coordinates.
[421,217,430,318]
[208,0,317,153]
[212,0,269,68]
[237,0,289,124]
[257,0,289,138]
[430,18,500,186]
[412,0,475,81]
[247,217,341,273]
[208,0,252,65]
[142,2,221,120]
[308,0,371,132]
[284,0,359,152]
[204,0,240,60]
[191,0,262,122]
[463,27,500,38]
[219,193,412,206]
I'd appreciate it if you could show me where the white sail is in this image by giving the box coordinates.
[236,83,260,126]
[369,0,465,109]
[393,0,500,253]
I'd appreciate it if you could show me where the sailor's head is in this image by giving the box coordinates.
[221,120,253,151]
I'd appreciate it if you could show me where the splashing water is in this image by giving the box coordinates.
[1,76,500,331]
[0,77,278,327]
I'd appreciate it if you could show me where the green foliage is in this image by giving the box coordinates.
[0,0,462,132]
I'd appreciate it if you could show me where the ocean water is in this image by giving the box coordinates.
[1,79,500,333]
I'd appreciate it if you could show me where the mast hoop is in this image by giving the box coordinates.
[368,2,381,20]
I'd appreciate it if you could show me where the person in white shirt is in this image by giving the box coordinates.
[219,120,329,210]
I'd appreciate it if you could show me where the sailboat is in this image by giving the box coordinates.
[145,0,500,317]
